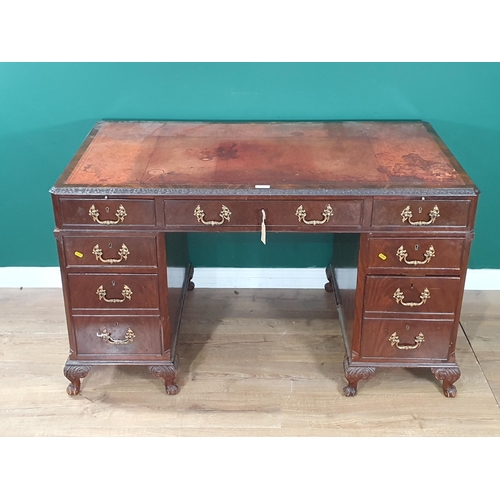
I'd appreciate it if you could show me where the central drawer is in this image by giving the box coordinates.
[164,199,363,230]
[68,273,160,311]
[363,276,462,315]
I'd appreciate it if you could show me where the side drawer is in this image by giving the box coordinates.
[363,276,462,315]
[62,234,158,268]
[359,318,454,362]
[366,236,465,273]
[68,273,160,311]
[371,199,471,229]
[59,198,156,228]
[164,199,363,230]
[72,315,163,357]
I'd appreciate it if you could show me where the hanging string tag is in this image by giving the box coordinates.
[261,209,266,245]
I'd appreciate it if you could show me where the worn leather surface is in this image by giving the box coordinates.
[65,121,466,188]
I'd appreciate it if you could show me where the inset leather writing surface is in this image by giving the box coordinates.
[59,121,468,190]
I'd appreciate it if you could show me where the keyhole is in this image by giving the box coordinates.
[415,244,419,251]
[406,325,410,330]
[410,283,414,289]
[418,207,423,214]
[109,243,113,249]
[112,280,116,287]
[105,206,110,213]
[115,322,119,326]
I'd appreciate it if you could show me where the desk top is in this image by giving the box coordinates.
[52,121,478,196]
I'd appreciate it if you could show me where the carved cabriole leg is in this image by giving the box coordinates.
[64,363,91,396]
[343,358,376,397]
[149,356,179,395]
[324,265,334,293]
[431,367,461,397]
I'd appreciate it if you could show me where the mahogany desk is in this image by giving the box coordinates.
[50,121,479,397]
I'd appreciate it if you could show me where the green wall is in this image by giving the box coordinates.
[0,63,498,269]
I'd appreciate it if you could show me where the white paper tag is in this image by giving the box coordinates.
[261,209,266,245]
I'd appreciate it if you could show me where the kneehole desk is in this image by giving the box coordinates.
[50,120,478,397]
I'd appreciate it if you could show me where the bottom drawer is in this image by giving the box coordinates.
[72,315,163,357]
[360,318,455,362]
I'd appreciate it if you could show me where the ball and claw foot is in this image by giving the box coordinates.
[165,384,179,395]
[149,359,179,395]
[443,385,457,398]
[64,363,91,396]
[343,362,376,397]
[324,265,334,293]
[187,265,195,291]
[431,367,460,398]
[343,385,357,397]
[67,383,79,396]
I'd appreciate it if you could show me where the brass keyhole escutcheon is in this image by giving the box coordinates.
[105,206,110,213]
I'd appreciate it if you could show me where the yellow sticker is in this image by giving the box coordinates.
[378,253,387,260]
[74,251,84,258]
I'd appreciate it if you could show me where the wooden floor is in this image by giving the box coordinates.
[1,287,499,437]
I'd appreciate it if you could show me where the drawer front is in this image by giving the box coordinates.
[371,199,471,229]
[62,234,158,268]
[68,273,160,310]
[367,237,465,273]
[59,198,156,228]
[364,276,461,314]
[164,199,363,230]
[360,318,454,361]
[72,315,163,356]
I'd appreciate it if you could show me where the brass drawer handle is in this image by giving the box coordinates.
[295,204,333,225]
[393,287,431,307]
[89,204,127,225]
[401,205,440,226]
[194,205,231,226]
[92,244,130,264]
[396,245,435,265]
[388,332,425,350]
[96,284,133,303]
[96,327,135,345]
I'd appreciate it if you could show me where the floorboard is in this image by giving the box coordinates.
[0,288,499,436]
